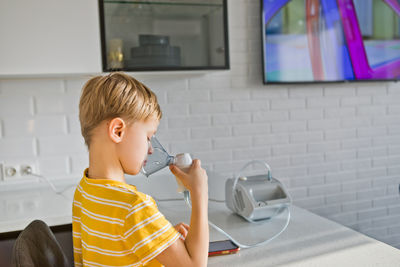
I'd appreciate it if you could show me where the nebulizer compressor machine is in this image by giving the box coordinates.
[142,136,292,248]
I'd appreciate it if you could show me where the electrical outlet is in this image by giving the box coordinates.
[2,163,19,179]
[20,164,35,176]
[0,161,38,180]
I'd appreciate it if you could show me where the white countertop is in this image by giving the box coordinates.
[206,206,400,267]
[0,184,75,233]
[1,181,399,266]
[157,200,400,267]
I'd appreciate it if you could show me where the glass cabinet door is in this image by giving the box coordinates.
[99,0,229,71]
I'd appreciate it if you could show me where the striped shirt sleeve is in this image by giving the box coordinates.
[123,194,181,265]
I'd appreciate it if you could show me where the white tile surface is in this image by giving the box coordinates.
[191,126,231,139]
[168,115,210,128]
[233,124,270,136]
[0,0,399,249]
[38,135,86,155]
[0,95,33,116]
[0,79,64,95]
[38,156,70,176]
[3,115,67,137]
[0,138,36,157]
[35,95,79,114]
[212,113,251,125]
[232,100,269,112]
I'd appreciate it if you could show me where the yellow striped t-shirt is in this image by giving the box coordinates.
[72,169,181,267]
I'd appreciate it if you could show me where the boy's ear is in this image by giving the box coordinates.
[108,118,126,143]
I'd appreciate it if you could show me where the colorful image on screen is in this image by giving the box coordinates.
[262,0,400,83]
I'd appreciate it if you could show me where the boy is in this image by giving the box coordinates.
[73,72,209,267]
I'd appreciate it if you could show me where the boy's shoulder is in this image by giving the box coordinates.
[78,176,151,208]
[109,182,150,204]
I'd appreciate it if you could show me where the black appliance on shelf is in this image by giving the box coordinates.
[126,35,181,68]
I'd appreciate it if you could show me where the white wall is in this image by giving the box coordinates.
[0,0,399,248]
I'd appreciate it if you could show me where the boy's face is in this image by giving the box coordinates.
[117,116,159,175]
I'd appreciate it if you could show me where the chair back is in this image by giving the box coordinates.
[11,220,70,267]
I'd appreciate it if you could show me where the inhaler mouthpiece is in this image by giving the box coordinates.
[141,137,192,193]
[141,136,174,177]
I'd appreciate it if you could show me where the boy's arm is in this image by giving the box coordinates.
[156,160,209,267]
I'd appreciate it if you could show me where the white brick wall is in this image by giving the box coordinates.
[0,0,399,249]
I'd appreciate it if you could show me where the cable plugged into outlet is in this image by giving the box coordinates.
[21,165,34,176]
[0,162,73,199]
[0,161,38,181]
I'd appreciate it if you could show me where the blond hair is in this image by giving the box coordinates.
[79,72,161,147]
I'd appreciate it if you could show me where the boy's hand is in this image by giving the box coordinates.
[174,222,189,240]
[169,159,208,197]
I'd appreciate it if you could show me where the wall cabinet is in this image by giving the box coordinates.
[99,0,229,71]
[0,0,229,76]
[0,0,102,76]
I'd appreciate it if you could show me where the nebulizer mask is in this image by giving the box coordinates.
[141,136,192,193]
[142,137,291,248]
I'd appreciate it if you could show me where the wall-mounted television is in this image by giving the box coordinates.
[261,0,400,83]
